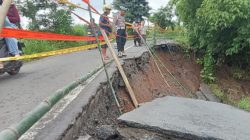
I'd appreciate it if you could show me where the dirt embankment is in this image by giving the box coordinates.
[215,66,250,109]
[117,45,250,112]
[62,44,250,140]
[62,47,203,140]
[74,47,201,140]
[117,46,201,112]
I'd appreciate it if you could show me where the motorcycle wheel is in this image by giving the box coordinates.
[7,67,21,75]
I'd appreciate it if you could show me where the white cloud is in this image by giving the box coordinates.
[148,0,169,11]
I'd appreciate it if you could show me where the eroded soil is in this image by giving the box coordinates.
[117,47,202,112]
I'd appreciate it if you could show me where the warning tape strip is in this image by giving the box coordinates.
[0,42,106,62]
[0,28,105,41]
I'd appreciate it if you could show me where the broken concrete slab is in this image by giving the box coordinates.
[96,125,119,140]
[118,127,167,140]
[118,96,250,140]
[76,135,91,140]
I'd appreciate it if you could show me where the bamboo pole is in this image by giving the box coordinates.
[0,65,106,140]
[87,2,122,114]
[100,29,139,108]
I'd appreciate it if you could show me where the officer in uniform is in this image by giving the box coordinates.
[113,6,127,57]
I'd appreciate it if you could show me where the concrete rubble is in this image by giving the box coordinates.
[119,96,250,140]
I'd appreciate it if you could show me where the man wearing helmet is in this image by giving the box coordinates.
[99,4,112,60]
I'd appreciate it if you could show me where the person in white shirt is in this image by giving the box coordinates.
[140,20,147,43]
[133,20,141,46]
[113,6,128,57]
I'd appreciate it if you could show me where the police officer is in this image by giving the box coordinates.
[99,4,112,60]
[113,6,127,57]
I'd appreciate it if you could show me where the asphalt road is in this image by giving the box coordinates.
[0,41,134,131]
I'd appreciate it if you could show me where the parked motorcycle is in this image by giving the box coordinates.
[0,39,24,75]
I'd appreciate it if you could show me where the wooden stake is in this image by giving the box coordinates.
[100,29,139,108]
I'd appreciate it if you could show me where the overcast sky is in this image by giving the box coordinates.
[20,0,169,28]
[71,0,169,24]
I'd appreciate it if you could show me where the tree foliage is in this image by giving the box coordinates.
[172,0,250,82]
[113,0,151,22]
[150,5,175,29]
[19,0,73,34]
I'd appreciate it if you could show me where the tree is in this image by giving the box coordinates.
[150,4,175,29]
[19,0,73,34]
[172,0,250,83]
[113,0,151,22]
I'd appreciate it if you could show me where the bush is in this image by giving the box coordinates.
[23,40,87,55]
[173,0,250,83]
[238,98,250,111]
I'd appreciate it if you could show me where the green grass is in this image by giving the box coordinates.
[238,98,250,111]
[22,40,87,55]
[210,84,237,104]
[210,84,224,99]
[22,24,89,55]
[148,30,189,47]
[209,84,250,112]
[20,39,88,62]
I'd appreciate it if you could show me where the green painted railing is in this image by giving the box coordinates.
[0,64,106,140]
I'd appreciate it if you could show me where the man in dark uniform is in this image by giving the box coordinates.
[99,4,112,60]
[113,6,127,57]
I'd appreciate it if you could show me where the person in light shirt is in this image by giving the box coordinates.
[113,6,128,57]
[99,4,112,60]
[140,20,147,44]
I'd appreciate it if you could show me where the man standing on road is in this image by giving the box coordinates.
[88,18,98,45]
[140,20,147,44]
[113,6,127,57]
[99,4,112,60]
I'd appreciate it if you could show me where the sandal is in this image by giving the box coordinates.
[104,57,110,60]
[0,63,4,69]
[0,63,4,73]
